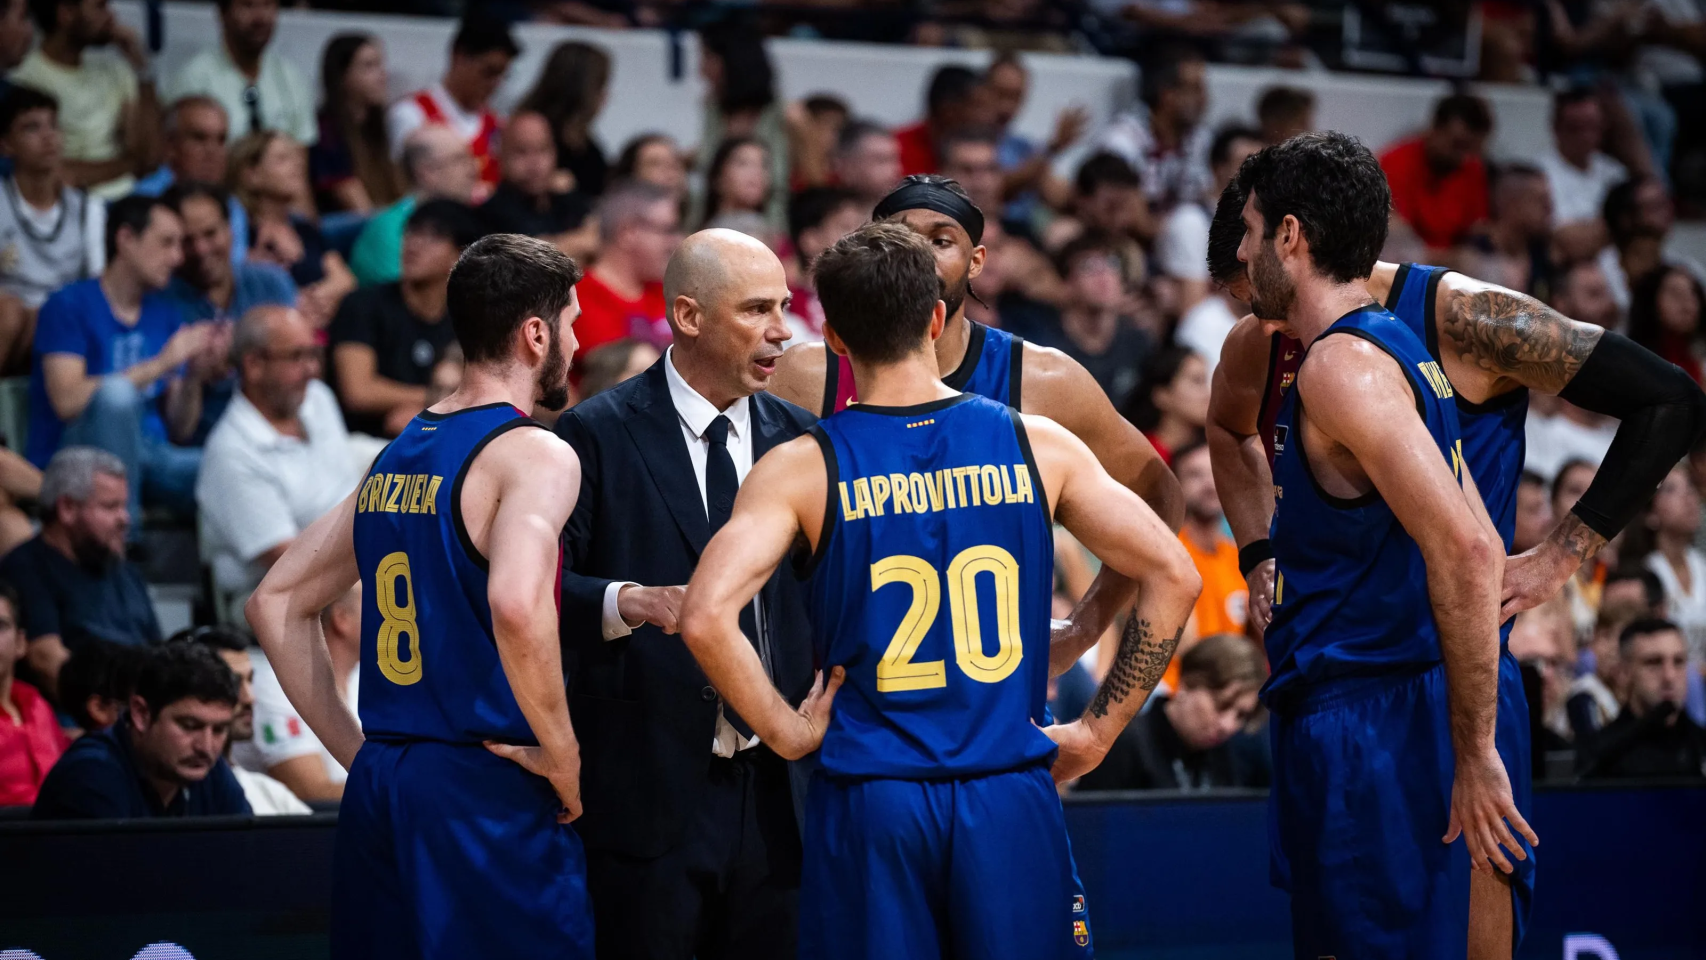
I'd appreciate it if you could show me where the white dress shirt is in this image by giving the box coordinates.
[600,347,764,756]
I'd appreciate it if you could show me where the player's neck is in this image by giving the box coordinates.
[932,312,972,378]
[851,350,959,408]
[431,364,535,416]
[1289,278,1377,348]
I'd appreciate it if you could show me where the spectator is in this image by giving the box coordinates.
[696,20,790,228]
[0,581,68,806]
[1379,93,1494,251]
[229,131,356,327]
[1579,618,1706,780]
[1567,581,1654,745]
[1514,469,1554,554]
[1524,262,1621,480]
[1540,89,1628,256]
[168,625,308,814]
[833,119,902,214]
[1598,175,1706,314]
[982,52,1086,223]
[133,96,250,265]
[385,12,516,198]
[1124,345,1208,465]
[310,33,403,215]
[791,93,849,192]
[573,180,678,360]
[1095,43,1212,212]
[349,125,478,287]
[1046,151,1156,265]
[480,111,596,261]
[612,131,688,200]
[892,64,985,177]
[576,338,661,401]
[0,86,104,371]
[1171,439,1249,675]
[0,448,160,697]
[55,636,141,733]
[1076,633,1269,791]
[1633,466,1706,664]
[698,136,772,231]
[1156,124,1263,315]
[1256,84,1314,145]
[0,0,33,91]
[11,0,158,199]
[784,186,865,342]
[237,585,360,802]
[26,195,218,522]
[1030,232,1150,407]
[514,40,611,198]
[1471,163,1557,301]
[1628,264,1706,385]
[936,129,1066,328]
[1549,457,1604,641]
[32,641,252,818]
[166,0,314,147]
[198,305,363,624]
[330,198,481,437]
[1509,594,1579,754]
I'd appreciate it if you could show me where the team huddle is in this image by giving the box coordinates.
[246,132,1705,960]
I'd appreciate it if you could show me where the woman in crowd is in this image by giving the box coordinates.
[1626,465,1706,665]
[310,33,405,215]
[1124,346,1209,465]
[516,41,612,198]
[231,131,357,328]
[614,133,688,198]
[698,137,772,231]
[1628,264,1706,385]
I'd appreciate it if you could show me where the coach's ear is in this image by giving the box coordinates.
[672,294,702,340]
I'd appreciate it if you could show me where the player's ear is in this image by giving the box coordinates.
[1277,214,1302,258]
[967,244,987,281]
[928,300,946,341]
[823,323,848,357]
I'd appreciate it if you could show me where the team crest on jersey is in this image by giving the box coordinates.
[1071,894,1085,914]
[1072,920,1090,947]
[1280,371,1295,390]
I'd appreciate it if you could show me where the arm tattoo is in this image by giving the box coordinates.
[1086,617,1183,719]
[1441,289,1603,394]
[1548,510,1609,561]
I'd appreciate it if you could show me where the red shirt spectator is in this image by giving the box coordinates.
[1378,94,1495,250]
[575,182,681,366]
[894,122,938,177]
[574,271,670,361]
[0,680,68,807]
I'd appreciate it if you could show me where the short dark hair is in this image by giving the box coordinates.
[104,194,175,263]
[1210,125,1263,170]
[814,221,941,365]
[803,94,849,120]
[1620,616,1682,651]
[1256,86,1314,130]
[939,127,1000,165]
[134,642,241,719]
[451,13,520,59]
[1433,93,1493,135]
[406,198,486,250]
[789,186,862,251]
[0,579,18,625]
[1054,231,1121,279]
[1605,565,1666,611]
[166,625,251,654]
[1518,469,1547,490]
[1551,457,1595,504]
[925,64,981,117]
[27,0,68,34]
[1235,132,1390,284]
[1552,86,1599,125]
[1207,178,1247,284]
[1602,176,1661,248]
[1140,43,1205,108]
[446,233,584,365]
[160,180,232,223]
[700,20,775,115]
[613,132,673,180]
[0,85,57,138]
[1125,346,1198,431]
[1075,151,1141,196]
[837,118,891,157]
[57,640,145,731]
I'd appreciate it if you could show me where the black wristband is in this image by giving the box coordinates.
[1238,539,1273,577]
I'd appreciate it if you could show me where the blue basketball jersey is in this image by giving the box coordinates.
[352,403,549,744]
[825,320,1025,413]
[1263,307,1466,702]
[801,393,1057,779]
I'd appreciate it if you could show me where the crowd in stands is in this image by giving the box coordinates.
[1,0,1705,817]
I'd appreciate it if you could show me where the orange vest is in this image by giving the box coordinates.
[414,91,501,193]
[1165,529,1249,690]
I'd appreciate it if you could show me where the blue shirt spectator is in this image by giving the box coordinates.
[133,95,249,264]
[135,165,250,265]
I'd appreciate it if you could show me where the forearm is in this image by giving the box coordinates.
[343,376,428,415]
[1077,572,1193,742]
[685,605,807,756]
[251,594,365,769]
[25,636,69,698]
[1049,571,1132,677]
[163,377,203,442]
[0,450,42,500]
[1428,544,1503,755]
[1130,457,1185,532]
[1208,422,1273,547]
[128,86,163,171]
[122,352,178,392]
[493,610,579,761]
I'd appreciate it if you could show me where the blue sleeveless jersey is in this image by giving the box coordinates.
[825,321,1024,413]
[352,403,548,744]
[801,393,1057,779]
[1263,307,1466,703]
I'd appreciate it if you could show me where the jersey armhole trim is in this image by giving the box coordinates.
[1296,328,1425,511]
[794,424,839,580]
[1008,335,1025,409]
[451,416,547,572]
[942,320,988,392]
[820,347,839,417]
[1385,263,1414,313]
[1008,407,1053,528]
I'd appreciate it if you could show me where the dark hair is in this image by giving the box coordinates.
[1171,437,1209,466]
[789,186,862,251]
[57,640,144,731]
[166,625,250,654]
[613,132,673,181]
[699,136,769,229]
[1606,565,1666,611]
[837,118,891,157]
[134,642,241,718]
[1125,345,1197,432]
[1176,632,1265,691]
[1433,92,1493,135]
[1552,86,1599,125]
[1075,151,1141,197]
[813,221,942,364]
[1550,457,1596,506]
[700,20,775,115]
[1628,264,1706,355]
[451,13,520,60]
[804,93,850,120]
[320,33,404,208]
[1054,230,1122,280]
[1256,85,1314,130]
[925,64,981,117]
[1602,176,1661,249]
[1140,43,1205,109]
[1235,132,1390,284]
[1620,616,1682,650]
[517,41,612,154]
[160,180,232,223]
[1210,125,1263,170]
[938,127,1000,167]
[446,233,584,365]
[1519,469,1547,489]
[578,338,653,399]
[406,198,486,250]
[1207,178,1247,284]
[104,194,175,263]
[27,0,66,34]
[0,85,56,138]
[0,579,18,626]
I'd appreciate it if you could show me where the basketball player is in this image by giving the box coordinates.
[768,175,1183,672]
[677,221,1201,959]
[245,234,593,959]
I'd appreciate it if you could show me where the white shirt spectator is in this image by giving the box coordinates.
[1646,549,1706,664]
[232,765,313,815]
[1174,292,1241,376]
[1093,105,1214,212]
[166,42,317,146]
[1539,148,1627,226]
[233,649,359,787]
[386,83,493,160]
[10,49,138,199]
[0,178,106,308]
[1524,408,1618,481]
[1154,202,1210,282]
[196,380,364,623]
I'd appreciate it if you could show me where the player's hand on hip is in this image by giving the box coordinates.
[779,667,846,760]
[1245,559,1276,638]
[1444,745,1538,875]
[1499,544,1577,622]
[1042,720,1108,785]
[484,742,585,823]
[618,584,687,634]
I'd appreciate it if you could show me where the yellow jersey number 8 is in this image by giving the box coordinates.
[872,544,1023,693]
[375,551,423,685]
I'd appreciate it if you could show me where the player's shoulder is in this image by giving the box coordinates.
[1017,340,1105,412]
[770,340,829,414]
[485,420,581,479]
[1299,334,1409,408]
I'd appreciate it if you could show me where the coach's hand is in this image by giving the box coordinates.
[1444,746,1538,875]
[1042,720,1108,785]
[1245,559,1275,638]
[774,667,846,760]
[485,742,584,824]
[618,584,687,634]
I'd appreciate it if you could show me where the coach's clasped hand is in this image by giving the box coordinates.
[618,584,687,634]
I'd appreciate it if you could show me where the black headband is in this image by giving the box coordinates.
[873,180,985,245]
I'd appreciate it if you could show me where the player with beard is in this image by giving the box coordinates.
[247,234,593,959]
[769,175,1183,674]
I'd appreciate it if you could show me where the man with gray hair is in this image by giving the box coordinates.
[197,304,365,624]
[573,180,680,362]
[0,446,161,697]
[350,124,479,285]
[133,95,249,263]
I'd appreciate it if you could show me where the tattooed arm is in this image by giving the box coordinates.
[1020,413,1201,783]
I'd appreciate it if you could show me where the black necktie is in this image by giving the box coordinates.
[242,84,262,137]
[705,413,760,741]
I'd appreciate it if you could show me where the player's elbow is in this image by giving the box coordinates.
[1437,524,1499,582]
[1146,541,1203,607]
[677,599,720,656]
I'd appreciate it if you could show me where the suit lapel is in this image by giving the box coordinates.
[622,362,711,556]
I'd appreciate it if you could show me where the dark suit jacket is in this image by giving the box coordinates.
[556,359,818,858]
